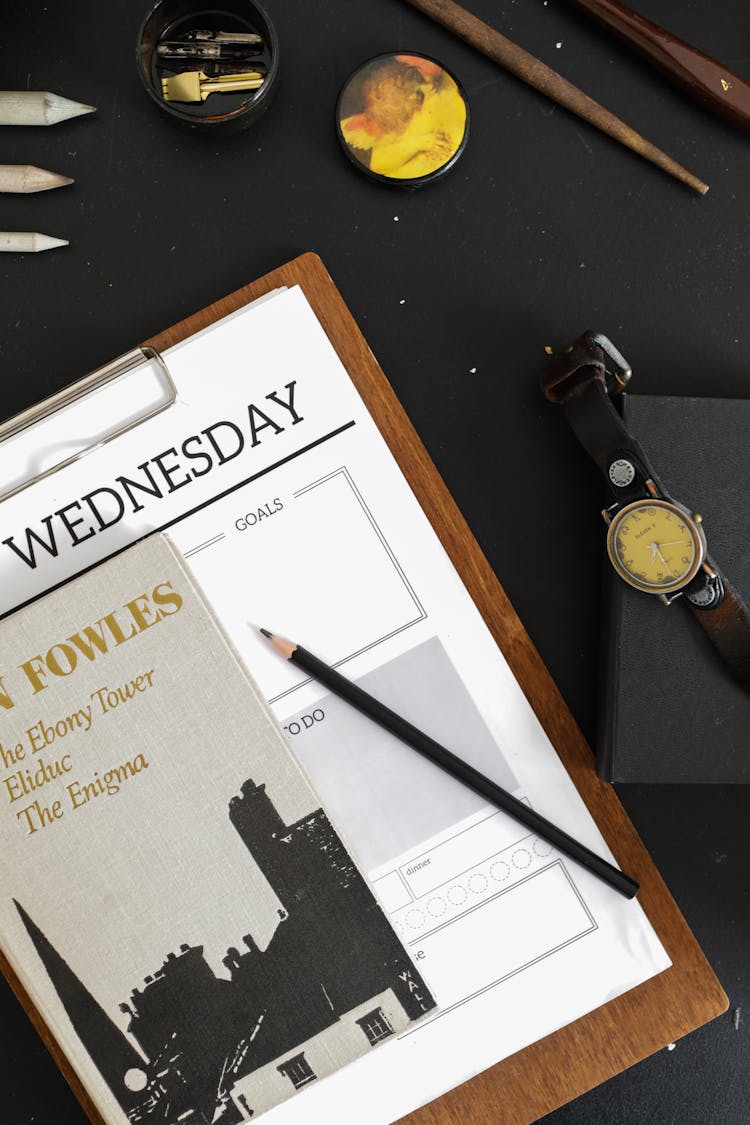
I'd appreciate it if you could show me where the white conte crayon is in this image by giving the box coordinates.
[0,232,69,253]
[0,91,96,126]
[0,164,74,193]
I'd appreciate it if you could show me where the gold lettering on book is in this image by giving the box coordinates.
[17,670,156,760]
[16,797,64,833]
[14,754,149,833]
[4,754,73,802]
[0,675,14,711]
[3,664,158,835]
[90,669,156,716]
[66,754,149,809]
[15,581,181,697]
[0,741,25,769]
[26,707,94,752]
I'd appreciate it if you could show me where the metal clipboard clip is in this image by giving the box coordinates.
[0,346,177,506]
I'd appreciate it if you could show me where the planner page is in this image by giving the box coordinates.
[0,285,669,1124]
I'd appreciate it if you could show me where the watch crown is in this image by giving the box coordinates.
[693,513,703,524]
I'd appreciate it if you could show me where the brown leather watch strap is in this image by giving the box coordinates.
[541,334,608,403]
[542,332,668,497]
[688,575,750,691]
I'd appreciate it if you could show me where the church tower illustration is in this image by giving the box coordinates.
[14,899,146,1116]
[12,779,435,1125]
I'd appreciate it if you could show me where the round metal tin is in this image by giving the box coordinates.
[336,52,470,187]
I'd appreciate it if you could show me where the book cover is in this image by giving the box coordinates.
[597,393,750,783]
[0,534,436,1124]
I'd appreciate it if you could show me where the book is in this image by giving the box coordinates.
[597,392,750,783]
[0,533,436,1125]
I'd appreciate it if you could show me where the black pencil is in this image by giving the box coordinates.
[260,629,639,900]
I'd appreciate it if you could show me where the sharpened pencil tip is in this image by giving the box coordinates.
[263,631,297,660]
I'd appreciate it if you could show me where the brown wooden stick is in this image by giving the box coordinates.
[401,0,709,194]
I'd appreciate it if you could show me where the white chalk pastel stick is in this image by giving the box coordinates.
[0,232,69,253]
[0,91,96,126]
[0,164,74,192]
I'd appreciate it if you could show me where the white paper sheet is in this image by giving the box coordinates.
[0,285,670,1123]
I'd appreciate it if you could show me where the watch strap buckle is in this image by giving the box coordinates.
[542,330,632,403]
[585,332,632,394]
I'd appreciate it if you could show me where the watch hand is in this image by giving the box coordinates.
[648,542,669,570]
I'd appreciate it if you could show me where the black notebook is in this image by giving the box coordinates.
[597,393,750,784]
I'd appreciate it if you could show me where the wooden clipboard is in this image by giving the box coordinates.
[2,252,727,1125]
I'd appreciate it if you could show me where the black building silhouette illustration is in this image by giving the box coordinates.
[16,778,435,1124]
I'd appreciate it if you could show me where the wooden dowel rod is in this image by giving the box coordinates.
[401,0,709,194]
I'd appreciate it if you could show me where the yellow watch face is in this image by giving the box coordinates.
[607,499,704,593]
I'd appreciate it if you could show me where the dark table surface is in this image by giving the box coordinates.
[1,2,748,1123]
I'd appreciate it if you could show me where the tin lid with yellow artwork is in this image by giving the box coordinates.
[336,52,470,187]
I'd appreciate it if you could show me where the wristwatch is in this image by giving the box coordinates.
[542,330,750,692]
